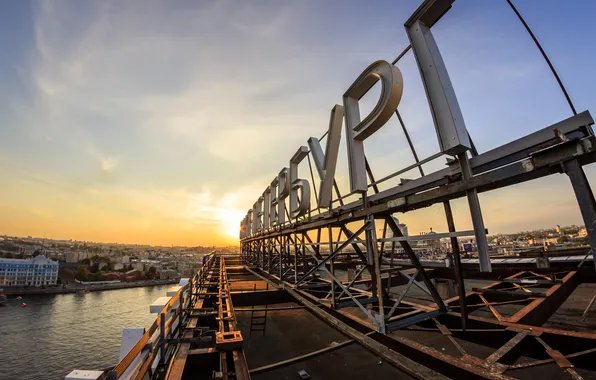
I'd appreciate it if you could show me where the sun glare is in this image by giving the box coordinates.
[219,209,245,240]
[224,219,239,239]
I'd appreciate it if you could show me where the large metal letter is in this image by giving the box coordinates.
[262,186,271,230]
[406,19,471,155]
[239,216,245,239]
[242,214,250,238]
[269,177,279,226]
[289,146,311,218]
[308,105,344,208]
[252,197,263,233]
[246,209,253,237]
[277,168,290,225]
[343,60,404,192]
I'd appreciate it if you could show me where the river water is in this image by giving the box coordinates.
[0,285,170,380]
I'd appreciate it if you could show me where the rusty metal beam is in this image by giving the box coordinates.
[509,271,580,325]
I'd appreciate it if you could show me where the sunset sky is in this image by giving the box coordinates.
[1,0,596,246]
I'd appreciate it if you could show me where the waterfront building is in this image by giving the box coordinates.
[131,262,145,272]
[66,250,92,263]
[0,255,59,287]
[113,263,124,271]
[160,269,178,280]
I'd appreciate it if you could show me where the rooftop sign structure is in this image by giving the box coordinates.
[240,0,595,334]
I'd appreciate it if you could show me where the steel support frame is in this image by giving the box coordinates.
[247,262,596,379]
[236,0,596,377]
[565,159,596,269]
[242,128,596,332]
[243,215,449,334]
[240,0,595,333]
[441,270,581,326]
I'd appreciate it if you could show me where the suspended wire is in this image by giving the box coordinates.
[327,1,575,188]
[505,0,577,116]
[321,0,576,174]
[392,45,412,65]
[395,109,425,177]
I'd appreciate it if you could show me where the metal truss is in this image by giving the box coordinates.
[243,212,449,334]
[241,0,596,336]
[247,259,596,379]
[242,112,596,333]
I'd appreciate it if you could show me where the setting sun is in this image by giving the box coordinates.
[219,209,245,240]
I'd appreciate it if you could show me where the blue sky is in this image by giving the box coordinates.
[0,0,595,245]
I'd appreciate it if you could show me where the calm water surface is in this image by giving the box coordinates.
[0,286,169,380]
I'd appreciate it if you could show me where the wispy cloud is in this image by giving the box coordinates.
[99,156,119,173]
[0,0,592,244]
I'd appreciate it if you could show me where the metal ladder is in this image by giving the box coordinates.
[249,284,268,336]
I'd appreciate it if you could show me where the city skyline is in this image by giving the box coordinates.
[0,220,587,248]
[1,0,596,246]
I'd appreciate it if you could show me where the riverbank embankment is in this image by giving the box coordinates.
[0,279,178,296]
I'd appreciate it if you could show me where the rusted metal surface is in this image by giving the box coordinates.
[547,350,573,368]
[509,271,580,325]
[249,336,359,375]
[240,0,596,340]
[165,304,200,379]
[245,263,596,379]
[285,284,448,379]
[444,271,581,329]
[107,254,250,380]
[385,332,516,380]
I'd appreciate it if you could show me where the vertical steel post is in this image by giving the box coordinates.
[178,291,184,333]
[564,159,596,268]
[459,153,491,272]
[380,219,388,255]
[159,312,166,364]
[386,216,447,311]
[328,225,336,308]
[294,233,299,284]
[443,200,467,330]
[315,228,322,256]
[302,232,308,280]
[367,215,386,333]
[267,239,271,273]
[280,235,284,280]
[189,275,193,307]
